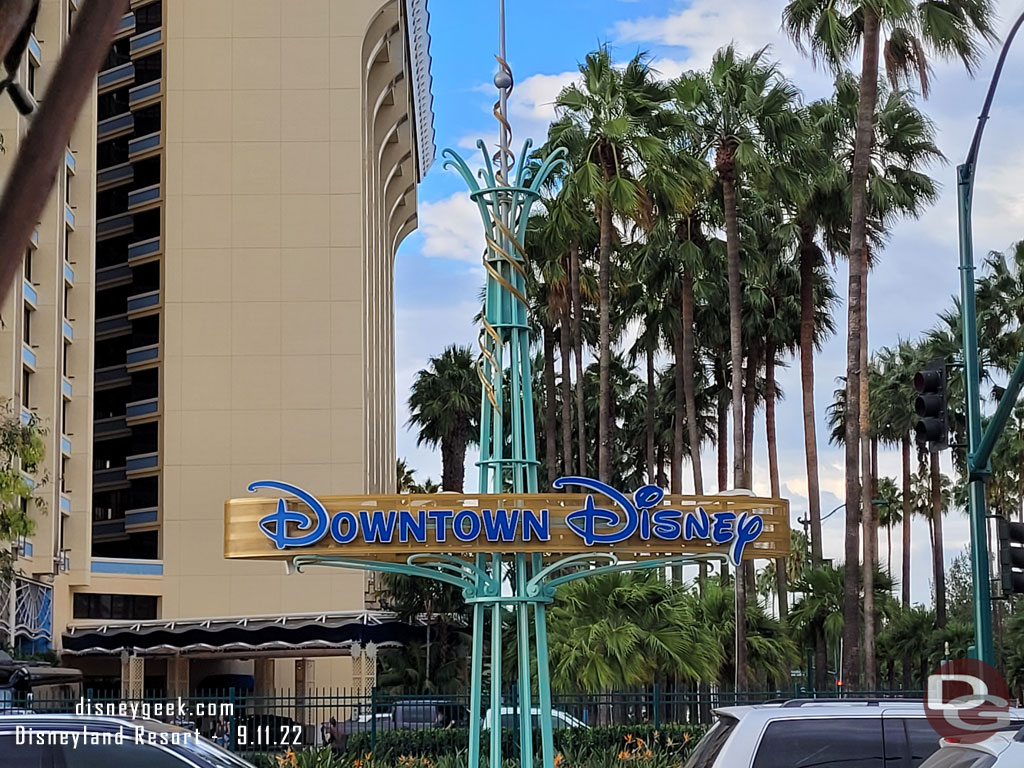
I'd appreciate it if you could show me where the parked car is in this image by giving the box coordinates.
[681,700,1024,768]
[0,713,257,767]
[920,729,1024,768]
[324,699,469,750]
[482,707,588,730]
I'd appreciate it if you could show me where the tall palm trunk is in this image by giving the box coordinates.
[681,270,704,494]
[743,347,758,489]
[560,300,573,476]
[717,391,728,491]
[799,228,824,566]
[570,242,586,476]
[861,260,876,689]
[765,340,787,623]
[672,321,685,495]
[646,348,656,484]
[931,451,947,627]
[441,433,467,492]
[901,435,912,606]
[682,270,707,588]
[543,323,558,489]
[843,3,881,692]
[722,164,748,693]
[598,192,613,483]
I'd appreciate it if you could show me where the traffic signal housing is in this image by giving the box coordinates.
[996,516,1024,596]
[914,361,948,452]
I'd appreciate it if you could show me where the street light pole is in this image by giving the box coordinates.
[956,10,1024,668]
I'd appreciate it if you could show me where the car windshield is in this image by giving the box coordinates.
[171,735,257,767]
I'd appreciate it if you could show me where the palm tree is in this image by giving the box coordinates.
[407,345,481,492]
[875,476,903,582]
[550,47,686,483]
[783,0,995,687]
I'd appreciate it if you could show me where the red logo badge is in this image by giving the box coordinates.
[925,658,1011,743]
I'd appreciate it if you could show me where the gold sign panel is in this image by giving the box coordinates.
[224,480,790,564]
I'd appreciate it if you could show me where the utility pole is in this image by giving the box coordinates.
[956,10,1024,668]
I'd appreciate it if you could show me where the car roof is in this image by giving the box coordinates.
[716,701,1024,722]
[0,714,186,732]
[938,729,1024,758]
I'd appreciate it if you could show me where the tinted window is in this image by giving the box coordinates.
[903,719,943,766]
[752,718,884,768]
[58,741,185,767]
[0,734,51,768]
[918,750,995,768]
[683,716,739,768]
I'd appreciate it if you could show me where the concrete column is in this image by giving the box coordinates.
[294,659,315,729]
[254,658,275,694]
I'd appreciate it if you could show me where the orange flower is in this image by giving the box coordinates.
[554,754,564,768]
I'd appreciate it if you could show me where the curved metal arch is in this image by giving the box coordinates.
[290,554,481,598]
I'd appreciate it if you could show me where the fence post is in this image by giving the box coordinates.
[370,686,378,752]
[228,687,237,753]
[652,684,660,730]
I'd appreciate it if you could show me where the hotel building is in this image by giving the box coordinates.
[0,0,433,698]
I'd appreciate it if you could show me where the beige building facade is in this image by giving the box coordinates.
[1,0,433,697]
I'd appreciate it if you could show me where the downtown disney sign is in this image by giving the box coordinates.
[224,477,787,567]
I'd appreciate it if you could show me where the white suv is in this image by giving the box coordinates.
[920,729,1024,767]
[682,700,1024,768]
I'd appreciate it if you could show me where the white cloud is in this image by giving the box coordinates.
[417,193,486,263]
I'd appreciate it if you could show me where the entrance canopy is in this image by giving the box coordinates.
[62,610,425,657]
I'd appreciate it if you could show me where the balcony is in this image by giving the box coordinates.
[97,213,133,241]
[97,112,134,142]
[97,162,134,190]
[125,452,159,474]
[94,364,130,389]
[127,131,160,160]
[93,465,128,489]
[64,262,74,285]
[125,397,159,421]
[115,12,135,39]
[129,79,161,107]
[60,494,71,514]
[91,558,162,576]
[128,235,161,264]
[61,436,72,456]
[95,263,132,290]
[94,415,130,441]
[92,518,126,540]
[125,506,158,528]
[20,407,31,426]
[22,344,37,369]
[27,35,41,65]
[64,204,76,230]
[98,62,134,93]
[65,148,76,174]
[62,378,72,399]
[127,183,160,211]
[126,343,159,368]
[127,289,160,316]
[62,320,74,341]
[130,27,162,56]
[23,280,37,306]
[95,313,131,340]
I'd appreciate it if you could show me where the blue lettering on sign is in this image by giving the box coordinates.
[250,476,770,564]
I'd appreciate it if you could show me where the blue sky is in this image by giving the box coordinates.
[394,0,1024,605]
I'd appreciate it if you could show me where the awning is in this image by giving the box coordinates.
[62,610,427,657]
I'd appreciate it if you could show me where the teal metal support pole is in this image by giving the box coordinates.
[957,163,995,667]
[973,352,1024,473]
[515,553,534,763]
[532,553,555,768]
[490,554,503,768]
[469,553,487,768]
[954,10,1024,669]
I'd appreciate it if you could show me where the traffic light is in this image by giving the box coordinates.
[914,361,948,452]
[996,516,1024,596]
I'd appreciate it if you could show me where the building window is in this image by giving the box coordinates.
[64,229,70,262]
[73,593,158,620]
[65,171,71,205]
[62,341,69,372]
[23,249,31,281]
[22,369,30,409]
[22,307,30,345]
[62,400,68,432]
[64,285,70,319]
[27,63,36,96]
[61,457,68,492]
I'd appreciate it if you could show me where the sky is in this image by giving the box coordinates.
[393,0,1024,607]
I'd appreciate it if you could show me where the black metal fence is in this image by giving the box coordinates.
[22,687,926,756]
